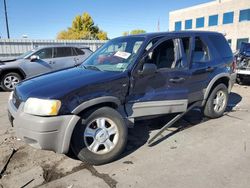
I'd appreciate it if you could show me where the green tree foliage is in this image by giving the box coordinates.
[57,12,108,40]
[122,30,146,36]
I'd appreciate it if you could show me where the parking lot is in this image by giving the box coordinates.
[0,84,250,188]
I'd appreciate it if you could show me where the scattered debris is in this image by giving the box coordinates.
[170,146,177,149]
[0,148,17,179]
[123,161,133,165]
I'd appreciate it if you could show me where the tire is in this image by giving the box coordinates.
[1,72,22,91]
[71,107,128,165]
[204,83,228,119]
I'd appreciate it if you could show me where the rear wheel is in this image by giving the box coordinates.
[1,72,22,91]
[204,84,228,119]
[71,107,127,165]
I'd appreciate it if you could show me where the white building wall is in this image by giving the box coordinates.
[169,0,250,51]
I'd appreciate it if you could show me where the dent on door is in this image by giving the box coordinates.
[125,72,188,118]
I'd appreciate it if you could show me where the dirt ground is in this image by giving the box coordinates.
[0,84,250,188]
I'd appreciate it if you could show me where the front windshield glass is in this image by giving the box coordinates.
[17,50,35,59]
[82,36,145,72]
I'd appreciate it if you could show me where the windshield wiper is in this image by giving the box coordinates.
[84,65,101,71]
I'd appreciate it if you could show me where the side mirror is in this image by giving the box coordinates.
[30,55,39,62]
[138,63,157,76]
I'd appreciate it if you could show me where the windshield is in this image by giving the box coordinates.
[82,37,145,72]
[17,50,35,59]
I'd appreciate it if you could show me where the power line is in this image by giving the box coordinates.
[3,0,10,38]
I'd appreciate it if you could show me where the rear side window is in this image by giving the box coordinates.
[54,47,74,58]
[208,34,232,58]
[192,37,209,62]
[75,48,85,55]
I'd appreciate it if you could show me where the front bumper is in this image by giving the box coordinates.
[8,98,80,154]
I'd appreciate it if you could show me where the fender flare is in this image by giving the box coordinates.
[0,67,26,79]
[202,73,231,106]
[72,96,121,115]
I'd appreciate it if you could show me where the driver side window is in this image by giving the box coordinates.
[145,39,177,69]
[33,48,52,59]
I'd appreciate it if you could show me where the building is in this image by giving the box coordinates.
[169,0,250,51]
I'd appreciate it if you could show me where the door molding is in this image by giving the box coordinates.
[126,99,188,118]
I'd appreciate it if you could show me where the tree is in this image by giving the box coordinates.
[122,31,129,36]
[122,30,146,36]
[57,12,108,40]
[130,29,146,35]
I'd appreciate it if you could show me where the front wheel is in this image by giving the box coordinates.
[204,84,228,119]
[71,107,128,165]
[1,72,22,91]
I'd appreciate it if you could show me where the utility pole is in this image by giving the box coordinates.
[157,19,160,32]
[3,0,10,39]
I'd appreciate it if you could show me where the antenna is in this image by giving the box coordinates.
[157,19,160,32]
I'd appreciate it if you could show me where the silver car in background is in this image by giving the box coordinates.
[0,46,92,91]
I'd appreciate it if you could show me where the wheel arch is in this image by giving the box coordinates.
[202,73,231,106]
[0,68,26,80]
[72,96,121,115]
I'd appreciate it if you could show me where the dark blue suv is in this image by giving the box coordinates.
[8,31,236,165]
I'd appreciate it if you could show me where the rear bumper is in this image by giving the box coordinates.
[236,69,250,76]
[8,99,80,154]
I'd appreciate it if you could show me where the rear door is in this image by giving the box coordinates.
[188,36,213,103]
[53,47,76,70]
[126,37,190,118]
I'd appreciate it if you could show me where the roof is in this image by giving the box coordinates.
[115,31,222,40]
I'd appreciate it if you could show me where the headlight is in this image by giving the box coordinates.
[24,98,61,116]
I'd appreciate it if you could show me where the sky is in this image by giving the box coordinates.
[0,0,213,39]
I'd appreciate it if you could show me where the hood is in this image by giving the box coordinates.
[15,67,128,101]
[0,57,17,63]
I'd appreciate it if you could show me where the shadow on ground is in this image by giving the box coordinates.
[121,91,242,158]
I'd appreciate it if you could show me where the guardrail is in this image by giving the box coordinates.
[0,39,107,58]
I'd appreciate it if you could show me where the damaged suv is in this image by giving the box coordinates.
[8,31,236,165]
[235,42,250,84]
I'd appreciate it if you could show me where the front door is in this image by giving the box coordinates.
[22,47,54,77]
[126,37,190,118]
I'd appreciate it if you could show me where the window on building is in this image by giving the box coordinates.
[239,9,250,22]
[237,38,249,50]
[175,21,182,31]
[227,39,232,47]
[196,17,205,28]
[223,12,234,24]
[185,19,192,29]
[209,15,218,26]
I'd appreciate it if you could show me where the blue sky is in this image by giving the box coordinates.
[0,0,212,39]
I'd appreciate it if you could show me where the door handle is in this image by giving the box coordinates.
[206,67,214,72]
[169,77,185,83]
[49,61,55,64]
